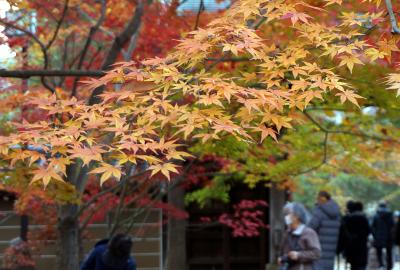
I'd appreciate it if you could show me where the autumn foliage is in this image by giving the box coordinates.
[0,0,399,262]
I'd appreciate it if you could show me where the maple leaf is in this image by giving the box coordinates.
[386,73,400,97]
[31,167,64,187]
[165,150,193,161]
[48,157,71,175]
[336,90,364,107]
[28,151,45,166]
[193,132,220,143]
[253,125,278,142]
[339,55,364,73]
[90,163,122,185]
[298,91,323,107]
[69,146,106,166]
[365,48,387,61]
[148,163,179,180]
[323,0,342,6]
[283,12,311,25]
[377,38,400,61]
[222,44,239,56]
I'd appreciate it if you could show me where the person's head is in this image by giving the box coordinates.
[354,201,364,212]
[346,200,356,214]
[283,202,308,230]
[378,200,387,209]
[317,190,331,205]
[108,233,133,258]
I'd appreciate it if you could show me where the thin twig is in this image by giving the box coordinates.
[71,0,107,97]
[46,0,69,50]
[194,0,205,30]
[303,111,399,143]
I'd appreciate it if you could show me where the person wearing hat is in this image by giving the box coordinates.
[279,202,321,270]
[372,201,394,270]
[81,233,137,270]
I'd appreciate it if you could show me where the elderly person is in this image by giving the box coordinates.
[280,202,322,270]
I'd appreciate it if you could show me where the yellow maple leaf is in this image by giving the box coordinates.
[148,163,179,181]
[365,48,387,62]
[253,125,278,142]
[31,167,64,187]
[90,163,122,185]
[339,55,364,73]
[336,90,364,107]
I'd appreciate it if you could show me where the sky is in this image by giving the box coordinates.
[0,0,15,64]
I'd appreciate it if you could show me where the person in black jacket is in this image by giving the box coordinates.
[372,201,395,270]
[394,212,400,263]
[337,201,370,270]
[395,212,400,247]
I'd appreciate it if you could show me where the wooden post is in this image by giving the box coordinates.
[20,215,29,241]
[222,225,230,270]
[268,186,286,267]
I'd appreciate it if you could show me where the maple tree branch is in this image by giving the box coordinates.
[101,0,144,70]
[206,56,253,62]
[252,17,267,30]
[289,132,329,176]
[194,0,205,30]
[76,170,149,218]
[88,0,145,104]
[109,171,130,236]
[123,189,162,236]
[79,194,112,231]
[118,184,167,235]
[86,45,104,69]
[0,19,55,92]
[122,30,140,61]
[71,0,107,97]
[46,0,69,50]
[75,4,115,38]
[0,69,104,78]
[385,0,400,34]
[32,0,58,21]
[303,111,399,143]
[305,106,354,112]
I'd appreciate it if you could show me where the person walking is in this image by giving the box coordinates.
[395,212,400,261]
[372,201,394,270]
[81,233,137,270]
[337,201,370,270]
[309,191,341,270]
[279,202,321,270]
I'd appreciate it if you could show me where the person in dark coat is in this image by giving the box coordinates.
[309,190,341,270]
[395,212,400,247]
[337,201,370,270]
[394,212,400,263]
[81,234,137,270]
[372,201,394,270]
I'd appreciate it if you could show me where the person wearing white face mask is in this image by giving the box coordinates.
[279,202,322,270]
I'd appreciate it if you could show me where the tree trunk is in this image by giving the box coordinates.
[165,183,187,270]
[57,204,80,270]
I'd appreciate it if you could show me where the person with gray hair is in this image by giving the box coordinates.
[279,202,322,270]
